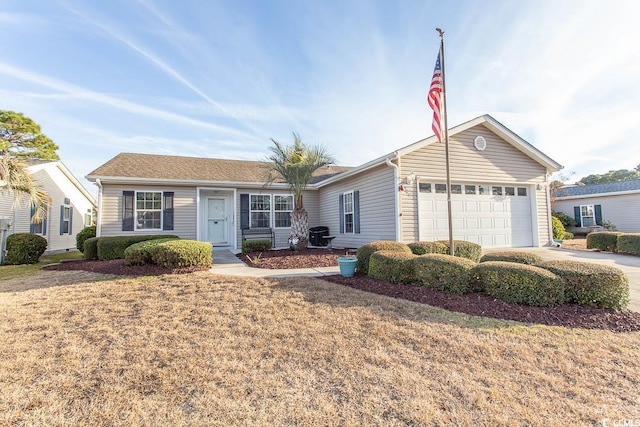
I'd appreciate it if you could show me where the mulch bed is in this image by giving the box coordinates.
[237,248,350,269]
[44,259,209,276]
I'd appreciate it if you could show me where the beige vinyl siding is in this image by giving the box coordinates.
[234,189,319,249]
[399,124,550,246]
[553,194,640,233]
[318,164,396,248]
[99,185,197,239]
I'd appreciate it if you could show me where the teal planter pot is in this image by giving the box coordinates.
[337,257,358,277]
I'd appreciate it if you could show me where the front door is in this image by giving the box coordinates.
[207,197,228,245]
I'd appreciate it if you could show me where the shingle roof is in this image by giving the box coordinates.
[555,179,640,198]
[86,153,351,185]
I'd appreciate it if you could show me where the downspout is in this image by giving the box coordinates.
[545,172,553,246]
[385,157,401,242]
[95,179,103,237]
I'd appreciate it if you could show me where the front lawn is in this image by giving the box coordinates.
[1,272,638,425]
[0,250,83,280]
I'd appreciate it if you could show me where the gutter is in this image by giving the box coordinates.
[385,156,401,242]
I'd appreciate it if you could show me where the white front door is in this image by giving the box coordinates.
[207,197,228,245]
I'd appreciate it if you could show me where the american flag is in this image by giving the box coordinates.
[428,50,444,142]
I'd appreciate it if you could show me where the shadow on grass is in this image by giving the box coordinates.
[0,270,118,293]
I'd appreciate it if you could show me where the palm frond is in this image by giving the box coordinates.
[0,154,49,223]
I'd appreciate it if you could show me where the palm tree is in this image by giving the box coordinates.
[265,133,334,250]
[0,154,49,223]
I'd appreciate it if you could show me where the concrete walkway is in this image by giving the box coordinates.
[211,247,640,312]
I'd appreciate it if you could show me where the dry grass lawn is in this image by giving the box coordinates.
[1,271,639,426]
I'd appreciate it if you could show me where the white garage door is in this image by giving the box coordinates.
[418,182,533,248]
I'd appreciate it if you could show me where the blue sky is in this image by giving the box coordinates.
[1,0,639,195]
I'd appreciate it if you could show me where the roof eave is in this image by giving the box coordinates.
[554,189,640,200]
[85,175,303,190]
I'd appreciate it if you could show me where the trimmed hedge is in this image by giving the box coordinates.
[408,254,477,294]
[470,262,565,307]
[480,251,543,265]
[4,233,47,265]
[96,235,180,260]
[356,241,412,274]
[586,231,622,252]
[551,216,565,240]
[617,233,640,256]
[436,240,482,262]
[83,237,99,260]
[407,241,448,256]
[124,238,181,266]
[242,239,272,254]
[563,231,574,240]
[76,226,96,252]
[368,250,416,283]
[537,260,629,310]
[150,240,213,268]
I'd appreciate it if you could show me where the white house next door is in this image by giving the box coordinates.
[206,197,228,245]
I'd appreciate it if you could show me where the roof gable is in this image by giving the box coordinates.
[27,161,96,206]
[555,179,640,198]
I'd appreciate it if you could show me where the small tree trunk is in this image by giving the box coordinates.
[290,207,309,250]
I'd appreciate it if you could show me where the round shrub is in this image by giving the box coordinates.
[470,262,565,307]
[480,251,543,265]
[617,233,640,256]
[356,241,412,275]
[97,235,180,260]
[537,260,629,311]
[436,240,482,262]
[407,254,476,294]
[76,226,96,252]
[4,233,48,265]
[368,250,416,283]
[563,231,574,240]
[407,241,448,256]
[83,237,99,260]
[151,240,213,268]
[586,231,622,252]
[551,216,565,240]
[124,238,181,266]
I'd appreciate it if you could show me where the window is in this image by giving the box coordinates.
[274,195,293,228]
[250,194,271,228]
[343,191,354,233]
[479,185,490,195]
[505,186,515,196]
[61,205,72,234]
[492,186,503,196]
[136,192,162,230]
[581,205,595,227]
[451,184,462,194]
[517,187,527,196]
[435,184,447,194]
[418,183,432,193]
[465,185,476,195]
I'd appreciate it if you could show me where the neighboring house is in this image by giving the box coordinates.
[552,179,640,232]
[0,160,97,252]
[86,115,562,250]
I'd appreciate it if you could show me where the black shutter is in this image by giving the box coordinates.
[240,194,250,229]
[59,205,64,235]
[573,206,582,227]
[163,192,174,230]
[595,204,603,226]
[68,207,73,234]
[354,190,360,234]
[122,191,134,231]
[339,194,344,233]
[42,213,47,236]
[30,205,35,234]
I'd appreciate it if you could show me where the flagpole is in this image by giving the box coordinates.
[436,28,454,256]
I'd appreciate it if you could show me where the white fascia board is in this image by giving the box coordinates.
[554,189,640,201]
[314,154,398,188]
[55,162,97,206]
[85,175,299,190]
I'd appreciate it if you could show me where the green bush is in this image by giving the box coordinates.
[617,233,640,256]
[586,231,622,252]
[83,237,99,260]
[563,231,574,240]
[97,235,179,260]
[435,240,482,262]
[408,254,476,294]
[124,238,181,266]
[4,233,48,265]
[242,239,272,254]
[407,241,448,256]
[470,262,565,307]
[552,210,576,227]
[480,251,543,265]
[356,241,412,275]
[368,250,416,283]
[150,240,212,268]
[76,226,96,252]
[537,260,629,311]
[552,216,565,240]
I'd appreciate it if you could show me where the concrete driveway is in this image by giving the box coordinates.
[492,247,640,313]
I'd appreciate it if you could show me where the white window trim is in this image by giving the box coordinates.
[580,204,595,227]
[134,191,163,231]
[62,203,71,234]
[273,194,294,229]
[249,193,272,229]
[343,190,354,234]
